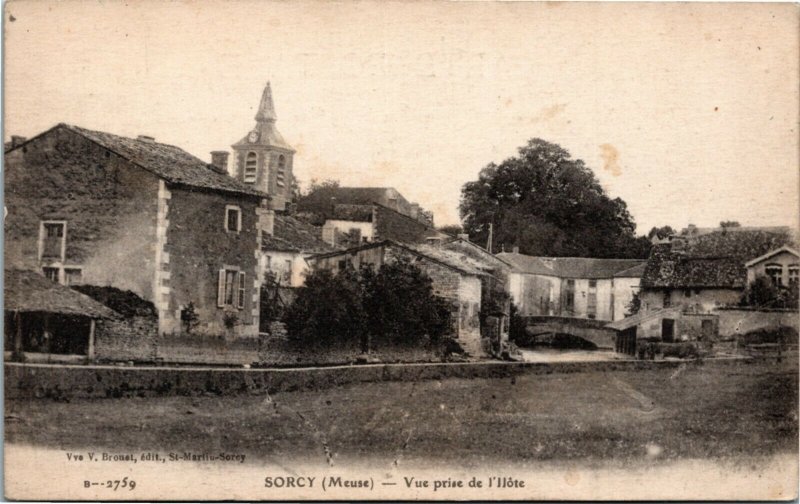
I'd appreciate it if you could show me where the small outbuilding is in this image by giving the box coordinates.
[4,269,118,363]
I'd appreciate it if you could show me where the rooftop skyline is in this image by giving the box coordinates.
[4,1,798,232]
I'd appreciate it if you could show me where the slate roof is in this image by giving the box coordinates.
[262,214,336,254]
[496,253,644,279]
[614,262,647,278]
[641,229,795,289]
[16,124,268,198]
[4,269,119,319]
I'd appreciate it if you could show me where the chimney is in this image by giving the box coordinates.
[137,135,155,143]
[210,151,229,174]
[10,135,26,148]
[512,246,519,254]
[457,233,470,242]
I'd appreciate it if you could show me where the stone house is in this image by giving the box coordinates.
[298,186,434,226]
[745,245,799,288]
[307,240,490,357]
[320,202,447,248]
[608,228,798,351]
[496,251,645,321]
[4,123,271,339]
[261,213,336,288]
[638,229,794,314]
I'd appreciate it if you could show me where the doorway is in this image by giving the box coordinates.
[661,318,675,343]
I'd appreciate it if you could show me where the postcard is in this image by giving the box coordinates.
[3,0,798,500]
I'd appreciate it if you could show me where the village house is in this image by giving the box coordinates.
[496,251,645,322]
[307,239,493,357]
[261,213,337,288]
[298,186,434,227]
[608,227,798,353]
[319,202,446,248]
[4,123,271,340]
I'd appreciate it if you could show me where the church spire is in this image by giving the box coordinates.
[255,82,277,123]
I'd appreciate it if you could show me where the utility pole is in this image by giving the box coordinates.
[486,222,493,254]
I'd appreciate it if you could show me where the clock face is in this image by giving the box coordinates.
[248,130,259,143]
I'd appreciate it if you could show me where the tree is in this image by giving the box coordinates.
[740,275,799,309]
[720,220,741,228]
[459,139,649,258]
[285,260,452,353]
[648,226,676,240]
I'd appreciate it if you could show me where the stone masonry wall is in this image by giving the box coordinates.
[4,126,160,300]
[164,187,263,337]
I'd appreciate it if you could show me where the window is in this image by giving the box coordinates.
[588,279,597,289]
[64,268,83,286]
[41,222,66,259]
[283,260,292,284]
[683,289,692,298]
[790,265,799,286]
[244,152,257,183]
[765,264,783,286]
[218,268,246,309]
[663,290,671,308]
[276,155,286,188]
[225,205,241,232]
[42,267,59,283]
[564,279,575,314]
[587,292,597,319]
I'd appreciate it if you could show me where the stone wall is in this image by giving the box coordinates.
[4,126,160,300]
[4,358,748,400]
[164,187,263,337]
[95,316,158,362]
[716,308,799,339]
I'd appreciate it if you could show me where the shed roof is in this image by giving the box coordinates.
[9,124,269,198]
[262,214,336,254]
[4,269,119,319]
[605,307,682,331]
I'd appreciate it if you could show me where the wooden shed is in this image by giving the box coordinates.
[4,269,118,362]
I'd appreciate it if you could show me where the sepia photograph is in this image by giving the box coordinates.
[3,0,799,500]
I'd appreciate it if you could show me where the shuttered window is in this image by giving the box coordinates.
[237,272,246,309]
[244,152,257,183]
[217,268,242,308]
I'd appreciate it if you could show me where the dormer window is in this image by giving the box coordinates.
[225,205,241,233]
[276,155,286,188]
[789,265,799,286]
[244,152,257,183]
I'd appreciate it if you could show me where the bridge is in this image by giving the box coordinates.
[521,316,617,350]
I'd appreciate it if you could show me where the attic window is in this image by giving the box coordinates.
[276,155,286,188]
[244,152,257,183]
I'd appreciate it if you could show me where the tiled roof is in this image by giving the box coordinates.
[262,214,336,254]
[60,124,268,198]
[613,262,647,278]
[496,253,644,279]
[4,269,119,319]
[641,230,795,289]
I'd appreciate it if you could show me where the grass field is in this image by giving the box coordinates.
[5,359,797,468]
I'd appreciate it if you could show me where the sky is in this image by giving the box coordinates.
[4,1,799,233]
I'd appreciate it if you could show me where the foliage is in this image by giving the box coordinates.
[720,220,741,228]
[625,291,642,316]
[304,178,340,196]
[180,302,200,334]
[647,226,676,240]
[285,260,452,352]
[740,275,799,309]
[459,138,650,258]
[222,310,239,330]
[362,259,452,347]
[285,267,367,348]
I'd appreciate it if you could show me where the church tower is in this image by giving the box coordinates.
[232,82,295,211]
